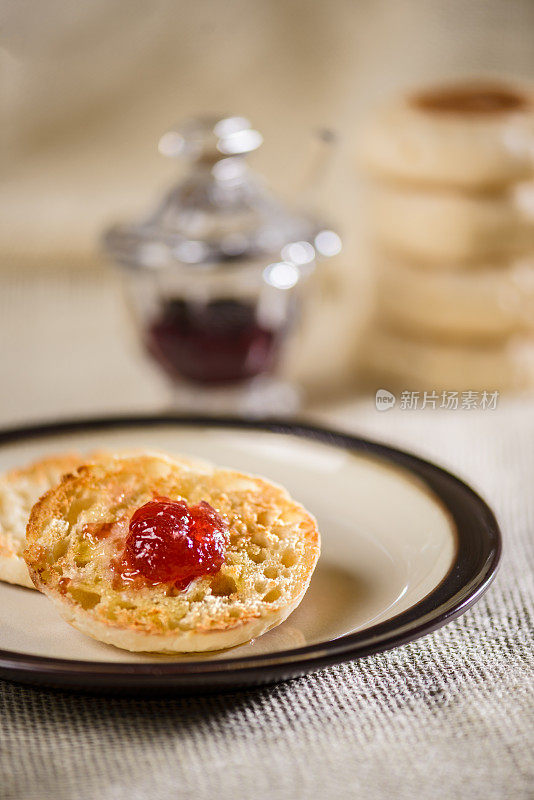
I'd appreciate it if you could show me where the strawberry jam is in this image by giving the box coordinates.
[82,521,115,543]
[120,497,228,589]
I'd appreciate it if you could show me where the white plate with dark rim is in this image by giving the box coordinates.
[0,415,501,692]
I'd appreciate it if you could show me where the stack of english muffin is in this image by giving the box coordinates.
[360,80,534,392]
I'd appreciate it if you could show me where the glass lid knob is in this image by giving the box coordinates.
[158,115,263,163]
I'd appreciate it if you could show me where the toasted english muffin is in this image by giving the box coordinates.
[0,449,209,590]
[375,254,534,341]
[363,325,534,392]
[24,453,320,653]
[359,80,534,189]
[368,182,534,263]
[0,453,84,588]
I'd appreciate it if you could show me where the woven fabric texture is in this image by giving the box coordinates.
[0,274,533,800]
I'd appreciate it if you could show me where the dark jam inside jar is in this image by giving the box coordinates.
[145,298,287,385]
[118,496,229,590]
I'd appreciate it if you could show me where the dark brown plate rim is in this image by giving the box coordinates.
[0,415,501,690]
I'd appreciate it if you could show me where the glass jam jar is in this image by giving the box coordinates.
[102,115,339,414]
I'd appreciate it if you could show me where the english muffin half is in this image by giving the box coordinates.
[0,450,212,590]
[24,453,320,652]
[359,79,534,189]
[0,453,84,588]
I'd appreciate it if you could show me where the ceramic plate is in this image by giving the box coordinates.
[0,416,501,691]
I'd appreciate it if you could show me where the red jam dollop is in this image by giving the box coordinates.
[120,497,228,589]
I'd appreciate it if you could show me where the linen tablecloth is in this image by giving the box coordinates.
[0,269,532,799]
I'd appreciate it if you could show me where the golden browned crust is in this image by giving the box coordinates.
[4,453,82,484]
[24,454,320,652]
[0,453,84,588]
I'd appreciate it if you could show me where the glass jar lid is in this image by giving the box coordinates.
[102,115,339,272]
